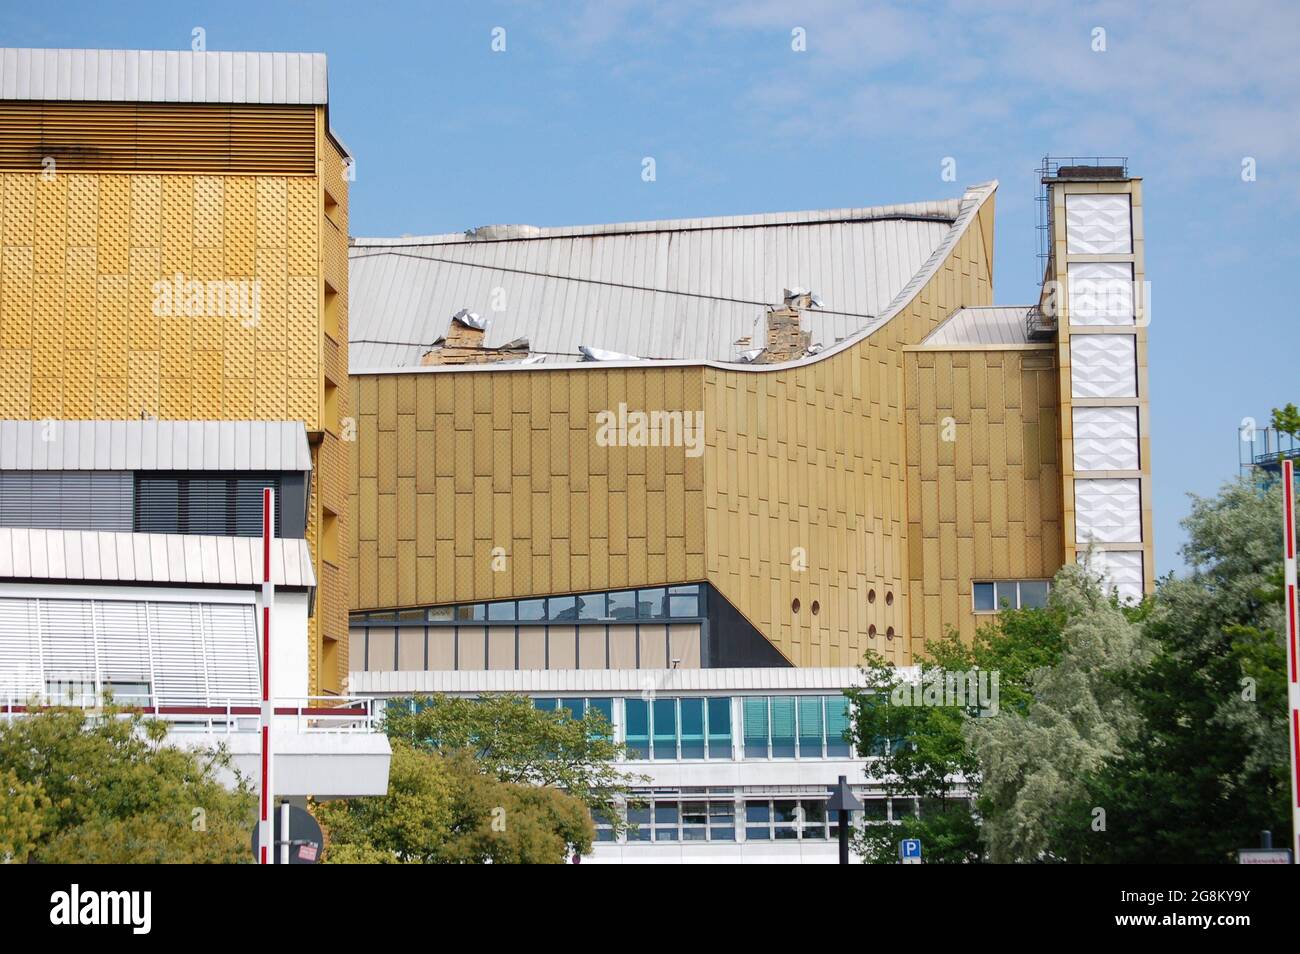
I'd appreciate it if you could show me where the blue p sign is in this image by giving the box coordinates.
[900,838,922,862]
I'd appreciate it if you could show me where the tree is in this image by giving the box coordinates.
[846,598,1068,863]
[382,693,639,833]
[317,742,593,864]
[968,564,1152,862]
[1052,477,1293,862]
[0,706,254,863]
[1271,402,1300,439]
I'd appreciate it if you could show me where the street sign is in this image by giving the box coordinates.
[251,803,324,865]
[1238,849,1292,864]
[899,838,922,864]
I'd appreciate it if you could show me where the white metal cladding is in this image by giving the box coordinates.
[1065,194,1132,254]
[0,49,327,104]
[1078,549,1144,602]
[349,666,876,696]
[348,194,971,368]
[1067,262,1134,325]
[921,306,1032,346]
[1070,334,1137,398]
[1074,477,1142,544]
[0,528,315,589]
[0,420,312,472]
[0,471,133,531]
[1072,406,1139,471]
[0,594,258,706]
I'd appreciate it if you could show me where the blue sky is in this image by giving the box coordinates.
[6,0,1299,576]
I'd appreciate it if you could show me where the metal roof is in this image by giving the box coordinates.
[920,306,1034,347]
[0,420,312,472]
[0,528,315,588]
[348,192,983,369]
[0,48,328,104]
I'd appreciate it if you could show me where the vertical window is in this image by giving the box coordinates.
[607,591,636,620]
[773,799,799,839]
[587,698,614,733]
[973,581,996,611]
[624,698,649,758]
[995,581,1018,610]
[745,801,771,841]
[323,378,340,434]
[825,695,852,757]
[652,698,677,759]
[798,696,824,758]
[801,800,828,840]
[679,698,705,759]
[707,697,732,759]
[1019,580,1050,608]
[667,585,700,617]
[654,802,679,841]
[681,801,708,841]
[743,697,769,758]
[637,588,667,618]
[559,697,585,719]
[770,696,796,758]
[628,805,652,841]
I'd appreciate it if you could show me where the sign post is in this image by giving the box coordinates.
[258,488,276,864]
[1284,460,1298,863]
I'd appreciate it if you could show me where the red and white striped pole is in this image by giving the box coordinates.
[258,487,276,864]
[1283,460,1298,862]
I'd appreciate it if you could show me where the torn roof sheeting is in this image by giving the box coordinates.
[349,189,983,369]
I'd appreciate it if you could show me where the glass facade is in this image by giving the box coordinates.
[350,584,707,673]
[624,696,733,760]
[973,579,1051,612]
[741,695,853,759]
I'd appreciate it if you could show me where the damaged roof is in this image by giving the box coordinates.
[349,188,992,369]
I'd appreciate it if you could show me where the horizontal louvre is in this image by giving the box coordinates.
[0,102,315,174]
[0,471,132,531]
[134,472,282,537]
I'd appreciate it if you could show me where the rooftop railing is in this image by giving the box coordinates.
[1,695,381,734]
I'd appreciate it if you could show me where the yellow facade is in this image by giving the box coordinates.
[349,190,1002,666]
[0,102,349,695]
[903,345,1063,653]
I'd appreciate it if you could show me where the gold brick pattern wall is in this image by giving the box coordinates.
[348,367,707,612]
[0,169,321,421]
[903,347,1064,655]
[701,204,995,668]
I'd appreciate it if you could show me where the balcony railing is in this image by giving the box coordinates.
[1,695,382,734]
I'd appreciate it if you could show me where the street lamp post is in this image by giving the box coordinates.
[828,775,863,864]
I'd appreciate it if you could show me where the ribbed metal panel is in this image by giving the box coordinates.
[0,471,132,531]
[0,528,315,588]
[96,600,151,686]
[42,599,97,687]
[0,420,312,472]
[133,473,283,537]
[0,49,328,104]
[921,306,1033,346]
[349,196,969,368]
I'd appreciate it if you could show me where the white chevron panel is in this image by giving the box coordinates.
[1073,406,1139,471]
[1071,334,1137,398]
[1066,194,1132,254]
[1078,549,1144,602]
[1068,262,1134,325]
[1075,478,1142,544]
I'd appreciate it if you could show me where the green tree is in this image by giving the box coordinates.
[0,706,254,863]
[846,598,1068,863]
[1052,477,1293,862]
[382,693,639,833]
[1271,402,1300,439]
[317,742,593,864]
[968,564,1152,862]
